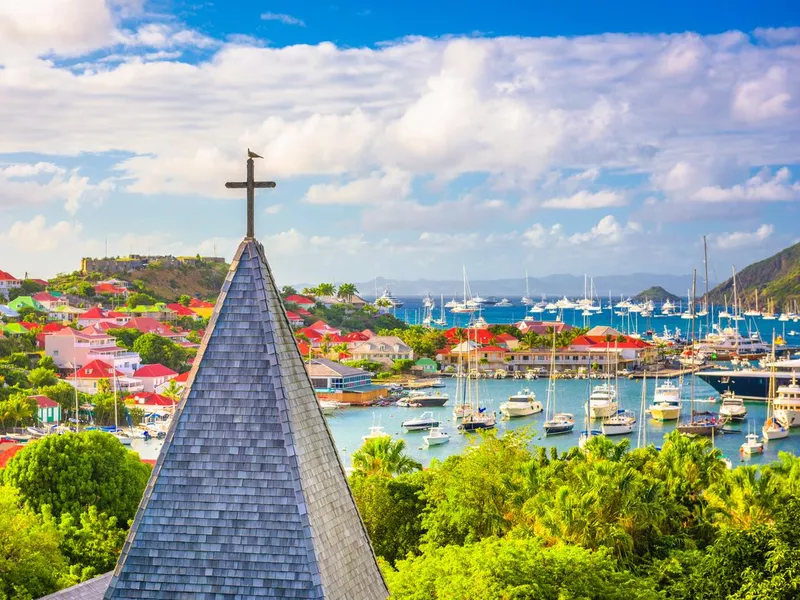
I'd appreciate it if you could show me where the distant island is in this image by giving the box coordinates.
[632,286,681,302]
[709,241,800,310]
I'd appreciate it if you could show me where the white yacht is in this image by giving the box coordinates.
[774,379,800,428]
[602,410,636,436]
[319,400,340,415]
[401,412,440,432]
[718,392,747,421]
[650,378,683,421]
[424,427,450,446]
[741,432,764,455]
[375,288,404,308]
[495,298,512,307]
[588,383,619,418]
[499,389,543,418]
[362,425,391,441]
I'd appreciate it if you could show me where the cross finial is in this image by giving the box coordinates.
[225,150,276,239]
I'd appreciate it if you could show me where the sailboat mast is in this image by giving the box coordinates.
[690,269,697,419]
[703,235,710,338]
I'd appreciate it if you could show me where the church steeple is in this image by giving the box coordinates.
[98,163,388,598]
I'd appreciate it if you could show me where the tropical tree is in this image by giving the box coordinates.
[704,466,780,529]
[316,283,336,297]
[301,286,318,297]
[161,379,184,408]
[332,343,349,359]
[351,438,422,478]
[28,366,58,388]
[337,283,358,304]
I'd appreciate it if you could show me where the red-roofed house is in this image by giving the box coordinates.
[32,291,67,310]
[569,330,654,363]
[0,444,24,469]
[444,327,495,345]
[77,307,129,328]
[133,364,178,392]
[127,392,175,407]
[69,359,143,393]
[36,323,71,348]
[30,395,61,424]
[344,332,370,342]
[295,307,312,318]
[284,311,304,327]
[45,327,141,374]
[166,303,200,319]
[495,333,520,350]
[18,321,39,331]
[29,278,49,287]
[123,317,185,340]
[284,295,316,309]
[0,270,21,299]
[296,327,323,343]
[94,282,129,297]
[516,320,574,335]
[154,370,189,393]
[297,341,311,357]
[308,321,342,336]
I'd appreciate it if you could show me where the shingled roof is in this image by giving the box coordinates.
[100,239,388,599]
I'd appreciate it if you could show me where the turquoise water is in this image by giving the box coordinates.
[326,376,798,468]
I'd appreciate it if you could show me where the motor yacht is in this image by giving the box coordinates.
[424,426,450,446]
[401,411,440,432]
[499,389,543,418]
[774,379,800,428]
[362,425,391,442]
[601,409,636,436]
[718,392,747,421]
[588,383,618,418]
[741,432,764,455]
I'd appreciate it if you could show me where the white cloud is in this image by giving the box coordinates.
[541,190,626,209]
[693,167,800,203]
[265,203,283,215]
[711,224,775,249]
[0,215,82,253]
[753,27,800,46]
[303,169,412,205]
[732,66,792,122]
[521,215,632,248]
[0,162,114,214]
[261,12,305,27]
[568,215,625,245]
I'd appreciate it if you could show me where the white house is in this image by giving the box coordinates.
[133,364,178,393]
[348,335,413,366]
[0,270,21,300]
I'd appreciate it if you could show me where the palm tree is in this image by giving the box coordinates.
[333,343,349,359]
[519,331,540,350]
[316,283,336,298]
[351,437,422,478]
[301,286,318,297]
[162,379,184,410]
[320,332,333,359]
[337,283,358,304]
[705,466,780,529]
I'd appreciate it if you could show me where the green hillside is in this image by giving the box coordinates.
[632,286,681,302]
[709,241,800,311]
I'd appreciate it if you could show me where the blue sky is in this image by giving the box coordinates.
[0,0,798,284]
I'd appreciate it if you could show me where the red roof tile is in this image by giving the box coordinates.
[188,298,214,308]
[478,345,509,353]
[166,303,197,317]
[0,270,19,282]
[134,364,178,378]
[75,359,122,379]
[79,307,110,319]
[30,395,59,408]
[127,392,174,406]
[18,322,39,331]
[32,291,60,302]
[295,308,312,317]
[0,444,24,468]
[173,372,190,383]
[285,295,315,305]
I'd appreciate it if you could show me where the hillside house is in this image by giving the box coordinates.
[68,359,144,394]
[284,294,316,310]
[0,270,21,299]
[133,364,178,392]
[32,291,67,310]
[77,307,129,328]
[45,327,141,374]
[348,336,414,367]
[31,395,61,425]
[8,296,44,312]
[516,319,575,335]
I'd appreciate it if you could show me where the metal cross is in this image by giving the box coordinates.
[225,150,276,239]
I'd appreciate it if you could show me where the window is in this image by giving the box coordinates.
[53,350,59,356]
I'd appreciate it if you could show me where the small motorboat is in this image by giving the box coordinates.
[719,392,747,421]
[601,410,636,436]
[319,400,340,416]
[544,413,575,436]
[741,432,764,455]
[762,418,789,440]
[362,425,391,442]
[112,431,132,446]
[424,426,450,446]
[402,411,440,432]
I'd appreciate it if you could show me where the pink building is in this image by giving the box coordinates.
[45,327,141,375]
[67,359,144,394]
[77,307,129,328]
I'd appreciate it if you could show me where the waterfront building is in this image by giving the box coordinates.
[516,320,574,335]
[348,335,414,367]
[0,269,22,299]
[307,358,386,405]
[77,307,129,328]
[414,357,439,373]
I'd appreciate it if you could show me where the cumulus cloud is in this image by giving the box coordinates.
[711,224,775,249]
[693,167,800,203]
[521,215,633,248]
[732,66,793,122]
[303,169,412,205]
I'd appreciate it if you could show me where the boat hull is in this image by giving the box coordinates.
[775,408,800,428]
[602,422,635,436]
[763,422,789,440]
[544,423,574,435]
[406,397,448,407]
[402,421,439,431]
[650,404,681,421]
[500,402,543,418]
[697,371,796,401]
[424,435,450,446]
[589,402,618,419]
[676,423,724,436]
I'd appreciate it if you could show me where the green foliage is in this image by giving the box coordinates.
[0,393,37,428]
[336,282,358,303]
[36,355,57,372]
[3,431,151,522]
[178,294,191,306]
[308,302,407,333]
[350,472,428,566]
[488,324,523,340]
[36,383,82,418]
[316,282,336,297]
[391,358,416,374]
[280,285,297,297]
[343,359,384,373]
[5,352,30,369]
[57,506,127,576]
[0,487,65,600]
[76,281,95,298]
[384,536,661,600]
[7,280,45,301]
[351,437,422,479]
[107,328,143,350]
[126,292,156,308]
[89,393,127,426]
[378,325,447,358]
[28,366,58,388]
[132,333,188,371]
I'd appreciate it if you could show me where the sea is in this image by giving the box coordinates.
[130,297,800,467]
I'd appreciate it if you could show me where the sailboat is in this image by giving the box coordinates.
[579,374,602,448]
[457,321,496,432]
[677,269,726,436]
[763,333,789,441]
[521,269,534,306]
[433,294,447,326]
[451,266,477,313]
[544,328,575,436]
[602,372,636,436]
[637,375,648,449]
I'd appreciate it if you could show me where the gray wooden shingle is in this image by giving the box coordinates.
[99,239,388,600]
